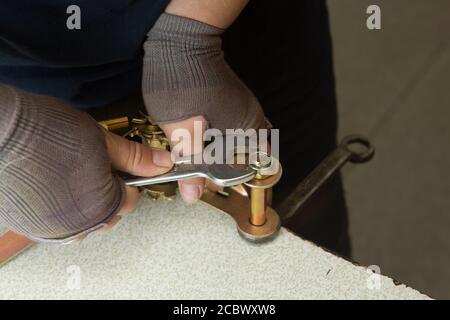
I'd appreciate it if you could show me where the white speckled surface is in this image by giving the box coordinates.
[0,195,429,300]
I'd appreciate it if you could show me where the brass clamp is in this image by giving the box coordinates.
[101,116,284,243]
[201,154,283,243]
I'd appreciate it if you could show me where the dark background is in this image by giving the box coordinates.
[328,0,450,299]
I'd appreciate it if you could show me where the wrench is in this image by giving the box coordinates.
[121,157,256,188]
[276,135,374,220]
[120,133,263,188]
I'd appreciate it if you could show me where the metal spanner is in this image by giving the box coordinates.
[120,134,270,188]
[276,134,374,220]
[121,156,256,188]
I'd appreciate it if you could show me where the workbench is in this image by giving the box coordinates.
[0,195,429,299]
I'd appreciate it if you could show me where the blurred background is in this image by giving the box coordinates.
[328,0,450,299]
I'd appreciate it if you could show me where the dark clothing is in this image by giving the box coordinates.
[0,0,169,108]
[91,0,351,257]
[223,0,350,256]
[1,0,351,256]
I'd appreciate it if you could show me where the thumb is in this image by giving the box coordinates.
[104,130,173,177]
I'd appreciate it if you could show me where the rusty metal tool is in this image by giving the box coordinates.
[277,134,374,221]
[203,135,373,242]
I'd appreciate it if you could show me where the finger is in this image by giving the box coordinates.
[159,116,206,155]
[104,130,173,177]
[160,116,207,203]
[179,178,205,204]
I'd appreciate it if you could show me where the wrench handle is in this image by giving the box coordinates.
[277,135,374,221]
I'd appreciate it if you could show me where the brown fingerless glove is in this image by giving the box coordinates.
[142,13,265,132]
[0,86,124,241]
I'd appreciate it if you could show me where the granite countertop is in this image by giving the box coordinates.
[0,195,429,299]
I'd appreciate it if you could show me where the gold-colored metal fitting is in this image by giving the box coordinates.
[140,183,177,201]
[201,152,283,242]
[102,115,176,200]
[98,117,129,131]
[100,114,283,242]
[124,114,170,151]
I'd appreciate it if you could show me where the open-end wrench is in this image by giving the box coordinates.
[122,160,256,188]
[276,135,374,221]
[120,134,260,188]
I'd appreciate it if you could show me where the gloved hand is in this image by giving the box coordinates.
[0,86,173,242]
[142,13,266,202]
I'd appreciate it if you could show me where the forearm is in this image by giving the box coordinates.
[165,0,249,29]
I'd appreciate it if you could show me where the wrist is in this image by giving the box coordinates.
[147,13,224,44]
[165,0,249,29]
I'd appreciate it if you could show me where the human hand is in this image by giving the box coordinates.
[99,129,173,231]
[0,86,172,241]
[142,13,266,202]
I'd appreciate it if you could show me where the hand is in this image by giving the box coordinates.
[100,130,173,230]
[143,14,267,202]
[143,13,265,133]
[0,86,173,241]
[159,116,207,204]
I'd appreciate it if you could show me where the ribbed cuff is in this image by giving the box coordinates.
[149,13,224,40]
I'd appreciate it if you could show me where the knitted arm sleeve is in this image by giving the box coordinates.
[142,13,265,132]
[0,86,125,241]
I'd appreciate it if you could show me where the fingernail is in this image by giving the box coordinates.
[181,184,201,204]
[152,150,173,168]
